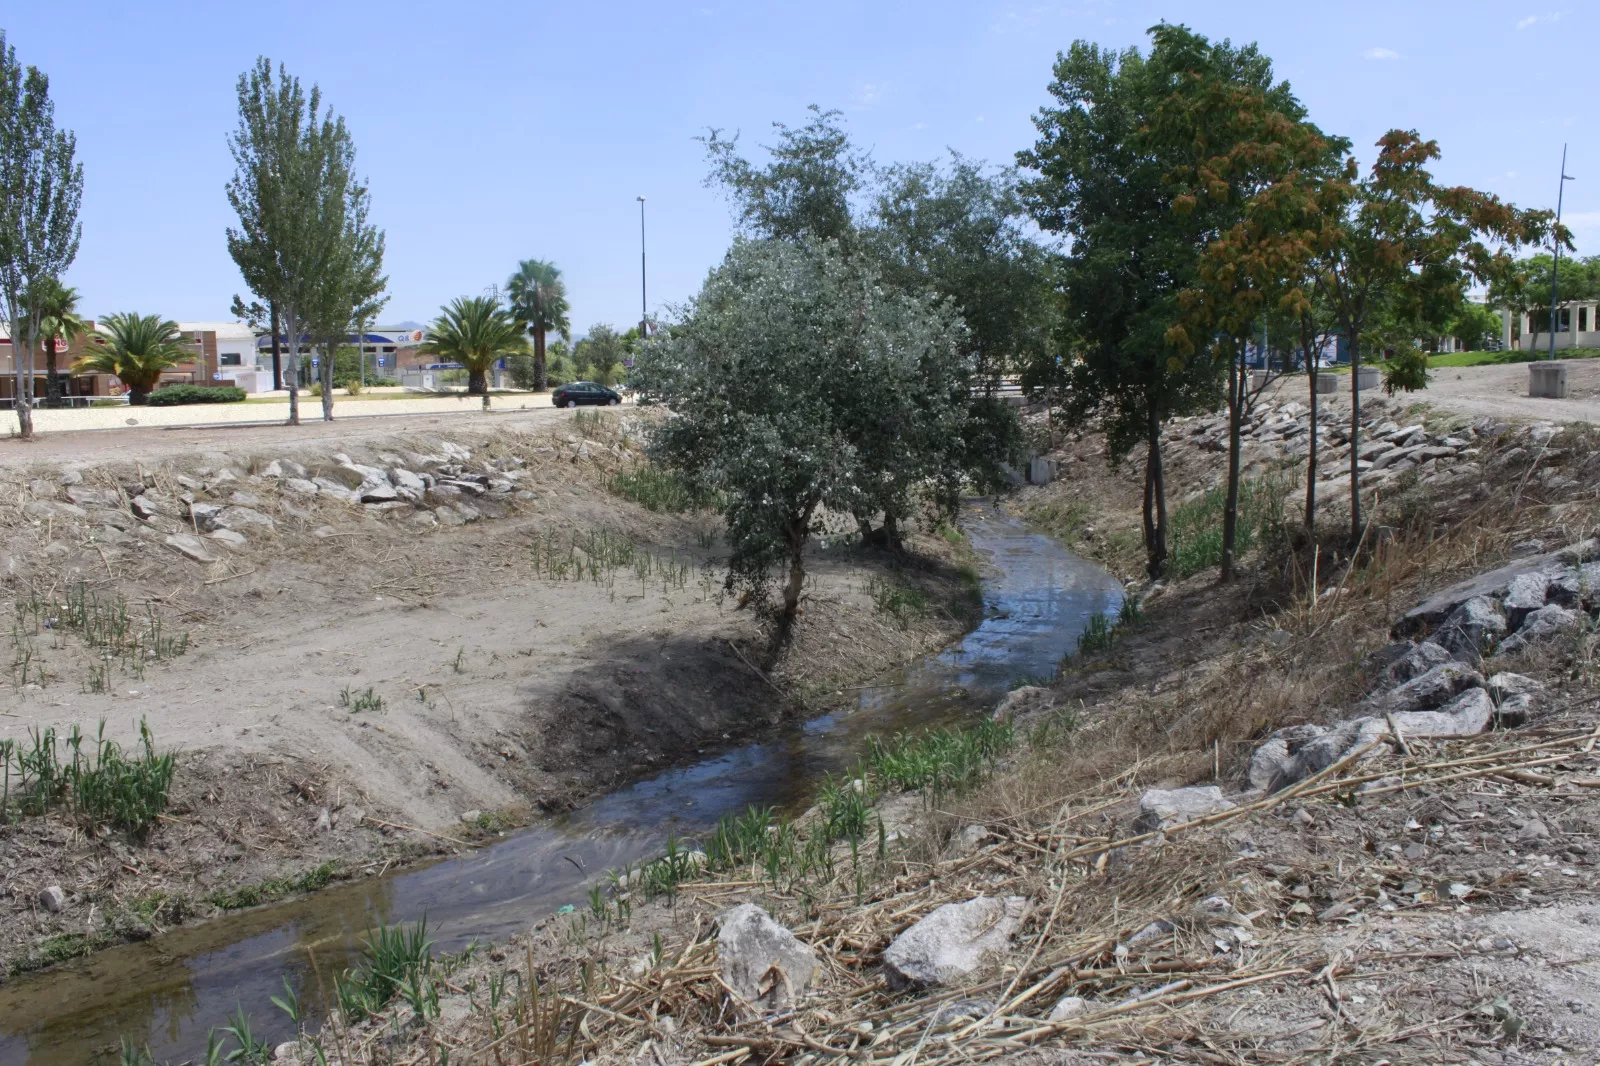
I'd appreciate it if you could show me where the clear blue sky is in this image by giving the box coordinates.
[7,1,1597,332]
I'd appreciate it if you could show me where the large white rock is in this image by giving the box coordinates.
[1499,605,1586,656]
[716,903,817,1010]
[882,896,1027,990]
[164,533,216,564]
[1137,786,1235,831]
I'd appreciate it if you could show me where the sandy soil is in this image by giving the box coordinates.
[0,409,978,972]
[1252,360,1600,426]
[5,390,565,436]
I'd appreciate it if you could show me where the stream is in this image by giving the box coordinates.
[0,505,1121,1066]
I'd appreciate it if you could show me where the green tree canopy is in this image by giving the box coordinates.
[421,295,528,405]
[632,238,998,622]
[506,258,570,392]
[77,313,187,404]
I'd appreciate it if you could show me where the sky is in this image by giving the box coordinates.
[6,1,1598,333]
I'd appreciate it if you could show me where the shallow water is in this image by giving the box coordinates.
[0,505,1120,1065]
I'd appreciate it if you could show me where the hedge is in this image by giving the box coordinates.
[147,385,248,406]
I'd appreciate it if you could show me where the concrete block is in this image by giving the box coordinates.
[1028,457,1056,485]
[1314,374,1339,394]
[1528,362,1569,399]
[1354,367,1380,392]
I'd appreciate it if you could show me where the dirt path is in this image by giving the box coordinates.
[1255,360,1600,426]
[0,400,587,469]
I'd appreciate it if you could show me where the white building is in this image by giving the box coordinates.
[1500,302,1600,352]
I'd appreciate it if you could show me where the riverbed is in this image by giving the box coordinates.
[0,505,1120,1065]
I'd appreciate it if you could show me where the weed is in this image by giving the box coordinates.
[0,718,175,838]
[529,527,694,596]
[867,719,1015,797]
[609,465,717,513]
[1076,611,1115,655]
[1167,468,1298,578]
[452,647,468,673]
[208,862,337,910]
[220,1006,273,1065]
[334,917,433,1023]
[864,574,929,625]
[338,686,384,713]
[8,931,111,975]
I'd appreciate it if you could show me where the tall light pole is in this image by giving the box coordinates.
[637,196,648,341]
[1546,144,1575,360]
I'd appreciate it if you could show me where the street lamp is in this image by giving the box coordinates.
[637,196,648,341]
[1546,144,1575,361]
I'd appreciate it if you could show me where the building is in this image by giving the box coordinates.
[1501,301,1600,352]
[253,323,428,386]
[1,320,264,401]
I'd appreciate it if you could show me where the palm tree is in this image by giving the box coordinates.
[75,313,188,405]
[506,259,570,392]
[420,296,529,408]
[32,279,84,407]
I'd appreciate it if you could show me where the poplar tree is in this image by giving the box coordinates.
[0,32,82,440]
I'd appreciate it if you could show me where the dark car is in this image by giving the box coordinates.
[552,381,621,408]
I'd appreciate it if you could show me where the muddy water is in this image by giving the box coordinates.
[0,505,1121,1066]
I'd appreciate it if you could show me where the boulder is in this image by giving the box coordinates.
[38,885,65,913]
[215,506,276,532]
[1395,540,1598,635]
[312,478,359,503]
[1498,605,1586,656]
[359,481,400,504]
[1366,662,1484,716]
[24,499,87,521]
[1503,571,1553,626]
[1389,687,1493,738]
[164,533,217,564]
[1488,672,1544,727]
[131,495,174,521]
[716,903,817,1010]
[282,478,319,496]
[58,469,83,486]
[65,485,119,507]
[208,529,248,549]
[187,502,223,532]
[1428,597,1507,664]
[1137,786,1235,831]
[1379,640,1455,685]
[882,896,1027,990]
[390,468,427,501]
[946,824,992,857]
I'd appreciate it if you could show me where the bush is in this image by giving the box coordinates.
[147,385,247,406]
[507,354,539,391]
[1383,349,1431,395]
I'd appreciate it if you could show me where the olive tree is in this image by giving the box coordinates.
[632,238,986,623]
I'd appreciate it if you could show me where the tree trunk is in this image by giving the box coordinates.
[13,318,36,439]
[1302,317,1319,531]
[1348,337,1361,542]
[269,303,283,391]
[283,303,301,427]
[44,342,61,408]
[128,388,149,406]
[534,327,548,392]
[468,366,488,396]
[1143,393,1168,579]
[782,526,806,622]
[319,341,335,421]
[1220,340,1246,582]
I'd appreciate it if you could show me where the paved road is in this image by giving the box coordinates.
[0,399,628,469]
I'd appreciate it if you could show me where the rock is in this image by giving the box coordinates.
[215,506,276,532]
[1499,604,1586,656]
[273,1041,301,1063]
[453,502,483,523]
[410,510,439,528]
[312,477,359,503]
[312,525,341,538]
[1361,662,1483,716]
[436,506,466,527]
[187,502,223,531]
[992,685,1051,722]
[882,896,1027,990]
[1515,819,1551,843]
[1428,597,1507,664]
[341,461,389,485]
[1048,996,1088,1022]
[1247,734,1297,791]
[259,460,285,478]
[282,477,319,496]
[1380,640,1456,684]
[1396,541,1598,635]
[58,469,83,486]
[38,885,65,913]
[208,529,248,549]
[390,468,427,501]
[337,807,365,828]
[65,485,119,507]
[459,810,484,824]
[316,807,333,832]
[1503,571,1553,626]
[1487,672,1543,726]
[716,903,818,1009]
[131,495,174,520]
[25,499,88,521]
[230,491,263,507]
[440,478,486,496]
[164,533,217,563]
[1389,687,1493,738]
[358,482,400,504]
[1137,786,1235,831]
[947,824,992,857]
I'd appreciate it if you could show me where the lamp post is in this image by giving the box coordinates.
[1546,144,1575,360]
[637,196,648,340]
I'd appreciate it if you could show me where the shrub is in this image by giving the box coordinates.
[1383,349,1431,395]
[0,719,176,838]
[146,385,247,406]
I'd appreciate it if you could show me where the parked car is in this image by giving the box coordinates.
[552,381,621,408]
